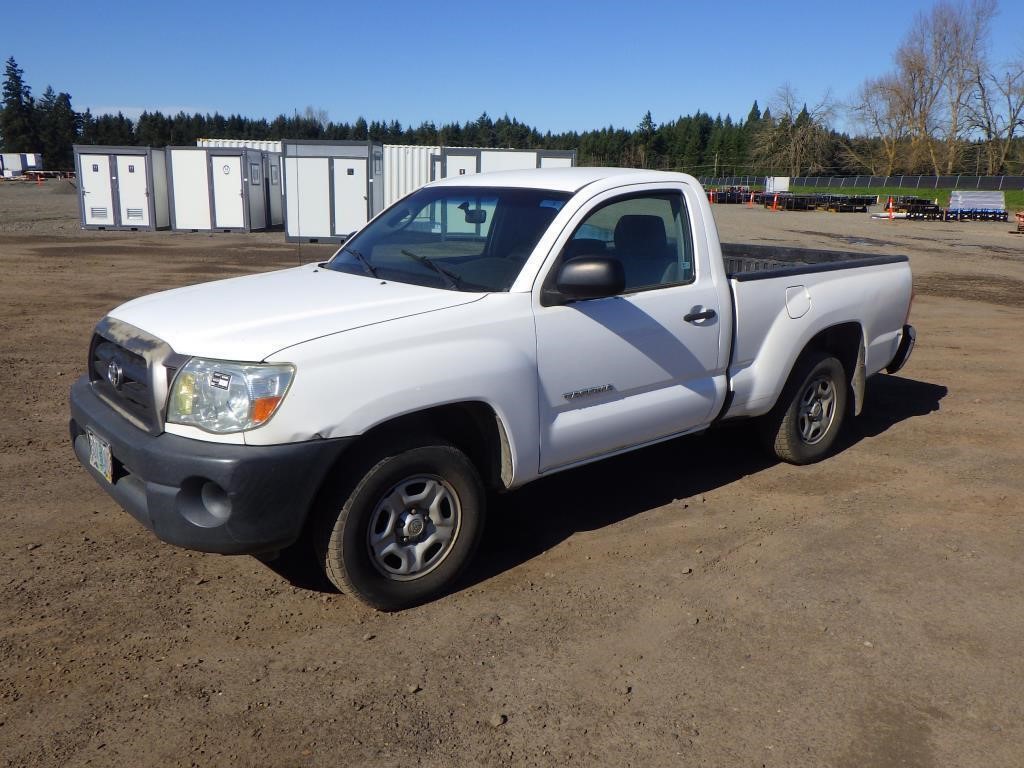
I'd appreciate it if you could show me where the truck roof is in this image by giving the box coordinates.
[427,166,697,193]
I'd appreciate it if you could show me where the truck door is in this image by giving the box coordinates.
[534,187,724,472]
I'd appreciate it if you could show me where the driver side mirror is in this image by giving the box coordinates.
[548,256,625,304]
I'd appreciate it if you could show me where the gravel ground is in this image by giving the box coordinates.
[1,180,1023,767]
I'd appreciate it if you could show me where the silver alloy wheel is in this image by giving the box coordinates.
[797,374,837,445]
[366,474,462,581]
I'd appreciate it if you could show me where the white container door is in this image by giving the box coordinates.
[212,156,245,228]
[246,155,267,231]
[445,154,477,179]
[116,155,150,227]
[332,158,368,236]
[80,154,115,226]
[284,157,331,238]
[169,150,212,230]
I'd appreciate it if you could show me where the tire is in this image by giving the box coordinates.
[314,440,485,611]
[760,351,848,465]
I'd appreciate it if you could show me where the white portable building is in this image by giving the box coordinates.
[196,139,284,226]
[1,152,44,176]
[73,145,169,230]
[765,176,791,194]
[167,146,281,232]
[282,140,384,243]
[380,145,577,209]
[282,141,577,243]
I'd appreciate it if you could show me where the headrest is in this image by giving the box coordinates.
[613,214,667,252]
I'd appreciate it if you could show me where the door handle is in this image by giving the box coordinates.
[684,308,716,323]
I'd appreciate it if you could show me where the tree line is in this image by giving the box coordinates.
[2,0,1023,177]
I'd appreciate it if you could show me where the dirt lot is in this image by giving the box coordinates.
[1,181,1022,767]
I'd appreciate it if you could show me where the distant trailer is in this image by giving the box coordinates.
[282,140,384,243]
[1,152,44,177]
[167,146,281,232]
[73,145,169,230]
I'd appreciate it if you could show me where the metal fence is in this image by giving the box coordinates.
[699,175,1024,190]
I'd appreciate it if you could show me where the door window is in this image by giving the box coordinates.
[561,193,694,292]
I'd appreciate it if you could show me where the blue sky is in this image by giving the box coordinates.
[5,0,1022,133]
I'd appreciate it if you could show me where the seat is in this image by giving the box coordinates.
[613,214,676,289]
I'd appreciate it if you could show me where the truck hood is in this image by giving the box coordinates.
[109,263,486,361]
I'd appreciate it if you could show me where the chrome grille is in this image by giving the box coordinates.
[89,334,157,432]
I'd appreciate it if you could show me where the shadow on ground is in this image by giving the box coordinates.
[263,374,947,597]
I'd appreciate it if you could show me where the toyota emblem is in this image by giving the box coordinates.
[107,359,125,390]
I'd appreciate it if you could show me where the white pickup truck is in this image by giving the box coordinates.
[70,168,915,610]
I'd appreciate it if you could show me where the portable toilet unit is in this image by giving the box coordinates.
[73,145,169,230]
[196,138,284,227]
[282,140,383,243]
[167,146,278,232]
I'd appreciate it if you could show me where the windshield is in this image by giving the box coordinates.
[324,186,571,292]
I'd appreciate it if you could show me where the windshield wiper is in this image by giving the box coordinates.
[400,249,462,289]
[341,246,379,278]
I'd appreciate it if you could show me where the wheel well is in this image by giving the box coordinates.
[802,322,864,413]
[805,322,862,381]
[330,402,511,493]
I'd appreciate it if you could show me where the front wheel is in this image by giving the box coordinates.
[760,352,848,465]
[315,442,485,611]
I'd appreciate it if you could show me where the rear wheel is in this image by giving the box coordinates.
[761,351,848,465]
[315,440,485,611]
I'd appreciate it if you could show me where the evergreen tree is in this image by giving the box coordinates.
[36,86,78,168]
[1,57,38,151]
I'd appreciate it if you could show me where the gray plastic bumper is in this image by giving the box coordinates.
[69,376,352,554]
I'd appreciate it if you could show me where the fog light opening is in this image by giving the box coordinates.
[201,481,231,522]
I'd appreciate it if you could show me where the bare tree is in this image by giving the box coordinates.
[754,84,835,176]
[302,105,329,130]
[937,0,997,173]
[849,75,910,174]
[967,56,1024,173]
[894,19,947,174]
[885,0,998,174]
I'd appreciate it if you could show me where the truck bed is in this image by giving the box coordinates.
[722,243,908,280]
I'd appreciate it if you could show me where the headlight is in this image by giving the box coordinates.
[167,359,295,434]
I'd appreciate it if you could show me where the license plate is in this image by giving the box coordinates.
[87,430,113,484]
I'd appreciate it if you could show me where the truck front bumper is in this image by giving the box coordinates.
[69,375,352,554]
